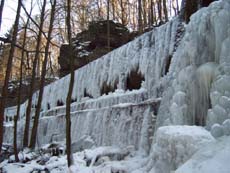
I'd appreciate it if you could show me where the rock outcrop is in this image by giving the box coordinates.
[58,20,137,76]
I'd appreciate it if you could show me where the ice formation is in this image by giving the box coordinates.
[156,0,230,129]
[135,126,215,173]
[175,136,230,173]
[4,15,179,149]
[2,0,230,172]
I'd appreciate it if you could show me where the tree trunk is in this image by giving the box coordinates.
[0,0,5,30]
[163,0,168,21]
[97,0,101,19]
[37,55,40,79]
[176,0,179,14]
[23,0,46,148]
[183,0,198,23]
[29,0,56,149]
[143,0,147,28]
[157,0,162,24]
[152,0,157,25]
[66,0,74,167]
[138,0,143,33]
[120,0,125,25]
[111,0,115,20]
[149,0,154,26]
[0,0,21,153]
[14,12,30,162]
[107,0,110,51]
[201,0,213,7]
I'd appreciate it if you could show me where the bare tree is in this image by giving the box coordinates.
[13,7,32,161]
[29,0,56,149]
[0,0,22,153]
[23,0,47,148]
[66,0,74,167]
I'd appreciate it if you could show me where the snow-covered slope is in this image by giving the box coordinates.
[2,0,230,172]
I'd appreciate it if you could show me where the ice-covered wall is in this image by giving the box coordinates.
[4,98,160,152]
[4,16,181,151]
[3,17,179,149]
[4,17,180,121]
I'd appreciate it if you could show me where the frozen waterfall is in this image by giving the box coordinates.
[2,0,230,172]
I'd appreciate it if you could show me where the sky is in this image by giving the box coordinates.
[0,0,41,37]
[1,0,17,36]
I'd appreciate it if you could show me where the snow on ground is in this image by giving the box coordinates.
[0,126,216,173]
[0,146,147,173]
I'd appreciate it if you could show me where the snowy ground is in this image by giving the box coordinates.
[1,125,226,173]
[0,145,147,173]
